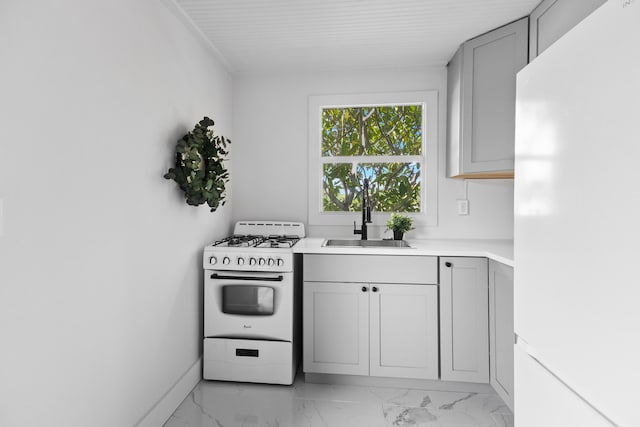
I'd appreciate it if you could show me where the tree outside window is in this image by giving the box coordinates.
[307,91,437,227]
[321,105,423,213]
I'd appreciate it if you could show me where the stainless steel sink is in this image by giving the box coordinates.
[322,239,412,248]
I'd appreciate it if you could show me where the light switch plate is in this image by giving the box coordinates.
[457,199,469,215]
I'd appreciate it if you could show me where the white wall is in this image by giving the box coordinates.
[232,68,513,239]
[0,1,232,426]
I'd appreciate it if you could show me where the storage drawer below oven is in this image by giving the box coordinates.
[203,338,296,385]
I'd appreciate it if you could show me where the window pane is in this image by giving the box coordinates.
[322,162,421,213]
[321,105,422,157]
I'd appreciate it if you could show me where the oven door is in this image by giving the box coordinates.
[204,270,293,341]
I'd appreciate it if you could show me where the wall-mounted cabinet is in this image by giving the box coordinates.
[447,18,528,179]
[439,257,489,383]
[529,0,606,61]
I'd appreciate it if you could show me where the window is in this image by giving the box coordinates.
[308,91,438,226]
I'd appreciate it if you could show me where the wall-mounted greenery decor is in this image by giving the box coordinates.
[164,117,230,212]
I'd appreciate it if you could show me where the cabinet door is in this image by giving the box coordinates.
[369,284,439,380]
[446,46,463,177]
[440,257,489,383]
[529,0,606,61]
[303,281,369,375]
[489,260,514,410]
[460,17,528,175]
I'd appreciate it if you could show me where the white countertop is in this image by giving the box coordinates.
[294,238,514,267]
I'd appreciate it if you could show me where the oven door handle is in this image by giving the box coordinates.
[210,273,284,282]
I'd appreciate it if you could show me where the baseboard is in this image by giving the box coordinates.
[135,357,202,427]
[490,378,514,411]
[304,373,494,394]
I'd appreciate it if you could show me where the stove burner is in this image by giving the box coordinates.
[210,234,300,249]
[226,235,263,247]
[270,239,281,248]
[265,235,300,248]
[210,235,266,248]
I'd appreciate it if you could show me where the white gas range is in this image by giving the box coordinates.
[202,221,305,385]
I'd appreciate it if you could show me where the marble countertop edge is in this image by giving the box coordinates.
[294,237,514,267]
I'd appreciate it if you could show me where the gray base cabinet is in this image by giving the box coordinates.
[489,260,514,410]
[303,255,439,380]
[529,0,606,61]
[369,283,439,379]
[303,281,369,376]
[447,18,528,178]
[303,254,513,392]
[439,257,489,383]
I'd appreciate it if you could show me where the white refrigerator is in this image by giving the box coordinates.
[514,1,640,426]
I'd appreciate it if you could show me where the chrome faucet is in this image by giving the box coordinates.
[353,178,372,240]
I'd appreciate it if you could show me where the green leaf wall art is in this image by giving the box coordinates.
[164,117,230,212]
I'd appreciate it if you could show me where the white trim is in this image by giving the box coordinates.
[304,373,494,393]
[134,357,202,427]
[308,91,438,227]
[319,155,424,164]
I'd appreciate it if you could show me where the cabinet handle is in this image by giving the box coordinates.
[372,286,379,292]
[361,286,368,292]
[445,262,452,268]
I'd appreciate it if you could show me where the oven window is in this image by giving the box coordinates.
[222,285,274,315]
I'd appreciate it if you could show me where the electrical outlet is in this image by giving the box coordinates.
[457,199,469,215]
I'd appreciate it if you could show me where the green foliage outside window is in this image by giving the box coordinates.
[321,105,423,213]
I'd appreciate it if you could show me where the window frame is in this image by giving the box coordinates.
[308,91,438,227]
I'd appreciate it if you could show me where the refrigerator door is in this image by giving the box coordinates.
[514,344,613,427]
[514,1,640,425]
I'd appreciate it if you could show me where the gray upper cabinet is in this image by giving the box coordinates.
[447,17,528,179]
[529,0,606,61]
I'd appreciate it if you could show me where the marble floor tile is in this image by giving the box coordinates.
[294,400,386,427]
[381,390,512,427]
[164,375,513,427]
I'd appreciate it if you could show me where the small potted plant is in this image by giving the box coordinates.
[386,213,413,240]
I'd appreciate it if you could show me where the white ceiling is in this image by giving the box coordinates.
[173,0,540,74]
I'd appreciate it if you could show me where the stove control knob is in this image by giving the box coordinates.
[223,257,231,265]
[276,258,284,267]
[236,257,245,266]
[268,258,275,267]
[209,256,217,265]
[249,257,257,266]
[258,258,266,266]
